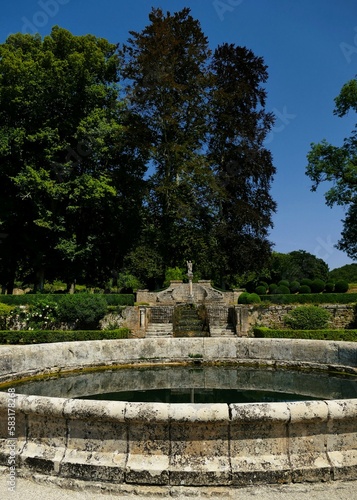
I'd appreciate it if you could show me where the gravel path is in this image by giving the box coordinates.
[1,471,357,500]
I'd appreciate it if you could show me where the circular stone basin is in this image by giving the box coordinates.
[0,337,357,488]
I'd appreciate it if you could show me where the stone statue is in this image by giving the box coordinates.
[187,260,193,274]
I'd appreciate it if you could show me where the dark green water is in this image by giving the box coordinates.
[7,364,357,404]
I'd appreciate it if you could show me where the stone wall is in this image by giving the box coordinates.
[0,338,356,486]
[238,304,355,333]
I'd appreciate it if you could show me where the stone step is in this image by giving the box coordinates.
[209,324,236,337]
[146,323,173,337]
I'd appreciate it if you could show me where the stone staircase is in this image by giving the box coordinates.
[174,304,208,337]
[146,323,173,337]
[209,323,236,337]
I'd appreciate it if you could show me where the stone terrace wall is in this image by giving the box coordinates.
[241,304,355,332]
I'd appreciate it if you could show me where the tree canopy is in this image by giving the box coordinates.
[0,9,277,292]
[306,76,357,260]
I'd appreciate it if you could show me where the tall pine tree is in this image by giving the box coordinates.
[208,44,276,285]
[121,8,215,280]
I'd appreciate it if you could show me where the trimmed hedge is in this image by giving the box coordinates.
[0,294,135,306]
[0,328,130,344]
[253,326,357,342]
[260,293,357,304]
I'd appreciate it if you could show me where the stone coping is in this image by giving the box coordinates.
[0,338,356,486]
[0,338,356,382]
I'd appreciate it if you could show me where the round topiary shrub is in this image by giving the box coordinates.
[301,278,313,287]
[325,282,334,293]
[269,283,278,293]
[310,279,326,293]
[272,285,290,294]
[283,305,331,330]
[334,280,349,293]
[278,280,290,288]
[255,285,267,295]
[299,285,311,294]
[246,293,261,304]
[289,281,300,293]
[258,281,269,289]
[238,292,249,304]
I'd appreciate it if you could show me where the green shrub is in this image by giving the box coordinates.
[238,292,249,304]
[283,305,331,330]
[0,329,130,344]
[57,294,108,329]
[255,286,267,295]
[246,293,261,304]
[299,285,311,294]
[289,281,300,293]
[325,282,335,293]
[103,294,135,306]
[258,281,269,289]
[301,278,313,287]
[0,303,14,329]
[268,283,278,293]
[164,267,185,287]
[273,285,290,294]
[0,293,135,306]
[253,326,357,342]
[117,273,143,293]
[334,280,349,293]
[278,280,290,287]
[260,293,357,304]
[310,279,326,293]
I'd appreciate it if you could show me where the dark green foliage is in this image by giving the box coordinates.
[269,251,329,283]
[101,295,135,306]
[273,285,290,294]
[299,285,311,294]
[306,77,357,260]
[289,281,300,293]
[329,263,357,283]
[0,303,14,329]
[301,278,313,287]
[255,286,267,295]
[253,326,357,342]
[57,295,108,329]
[258,281,269,289]
[238,292,250,304]
[269,283,278,293]
[206,42,276,285]
[0,329,129,344]
[0,27,147,293]
[246,293,261,304]
[284,305,331,330]
[334,280,349,293]
[310,279,326,293]
[325,282,335,293]
[260,293,357,304]
[278,280,290,287]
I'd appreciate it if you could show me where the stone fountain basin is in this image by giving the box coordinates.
[0,337,356,486]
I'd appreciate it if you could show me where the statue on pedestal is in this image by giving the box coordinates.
[186,260,193,276]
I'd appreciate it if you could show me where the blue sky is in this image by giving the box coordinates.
[1,0,357,271]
